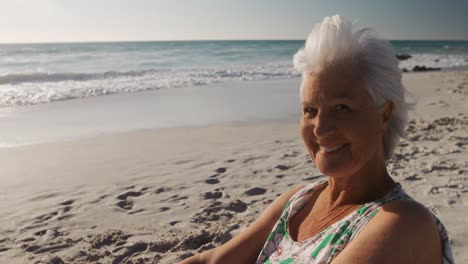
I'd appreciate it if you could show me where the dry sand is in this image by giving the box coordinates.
[0,71,467,263]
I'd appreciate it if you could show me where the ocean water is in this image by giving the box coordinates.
[1,40,467,107]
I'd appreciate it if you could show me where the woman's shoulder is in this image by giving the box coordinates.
[378,199,439,233]
[381,198,432,216]
[333,199,443,263]
[373,184,438,230]
[377,193,443,243]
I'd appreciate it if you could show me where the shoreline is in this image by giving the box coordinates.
[0,77,302,149]
[0,69,467,150]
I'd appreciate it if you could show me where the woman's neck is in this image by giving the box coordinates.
[321,155,395,209]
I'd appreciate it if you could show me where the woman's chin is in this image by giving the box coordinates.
[312,146,352,176]
[316,164,350,178]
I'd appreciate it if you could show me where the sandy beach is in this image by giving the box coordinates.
[0,71,467,263]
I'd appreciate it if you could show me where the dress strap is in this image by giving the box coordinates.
[284,180,327,216]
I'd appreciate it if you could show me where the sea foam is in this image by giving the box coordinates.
[0,65,298,106]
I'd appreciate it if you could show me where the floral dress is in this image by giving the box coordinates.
[256,180,454,264]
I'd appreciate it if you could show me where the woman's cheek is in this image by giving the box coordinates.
[300,119,315,147]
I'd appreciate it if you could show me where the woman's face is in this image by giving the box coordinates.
[300,67,389,179]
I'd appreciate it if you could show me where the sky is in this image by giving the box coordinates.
[1,0,467,43]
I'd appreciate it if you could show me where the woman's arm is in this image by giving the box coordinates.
[179,185,304,264]
[332,200,442,264]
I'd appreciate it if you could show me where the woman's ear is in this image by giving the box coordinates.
[382,101,393,132]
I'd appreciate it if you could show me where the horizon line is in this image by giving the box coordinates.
[1,38,468,45]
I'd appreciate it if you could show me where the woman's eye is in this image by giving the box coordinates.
[303,107,317,116]
[336,104,351,111]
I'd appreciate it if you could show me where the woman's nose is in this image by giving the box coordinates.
[313,111,335,137]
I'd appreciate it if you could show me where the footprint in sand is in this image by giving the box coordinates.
[34,230,47,236]
[59,200,74,206]
[165,194,188,202]
[20,223,49,233]
[63,206,72,213]
[56,214,74,221]
[203,191,223,199]
[32,211,59,224]
[275,165,290,171]
[116,199,134,210]
[117,191,142,200]
[56,200,75,217]
[205,179,220,184]
[159,207,170,212]
[223,200,247,213]
[215,167,227,173]
[169,221,180,226]
[244,187,267,196]
[403,174,423,181]
[115,188,146,210]
[192,201,234,222]
[18,237,35,243]
[155,186,172,194]
[179,230,215,251]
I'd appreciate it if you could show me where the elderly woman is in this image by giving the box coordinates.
[180,15,453,264]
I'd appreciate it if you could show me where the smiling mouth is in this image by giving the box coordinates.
[318,144,347,153]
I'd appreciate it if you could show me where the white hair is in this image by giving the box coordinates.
[294,15,412,160]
